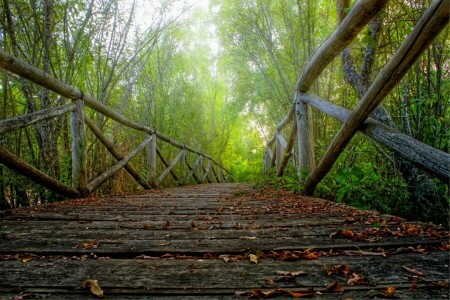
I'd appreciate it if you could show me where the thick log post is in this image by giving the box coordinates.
[70,99,88,196]
[263,148,273,175]
[295,92,315,179]
[147,133,157,187]
[275,131,287,175]
[198,155,204,183]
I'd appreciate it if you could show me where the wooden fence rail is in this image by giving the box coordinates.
[0,51,228,199]
[265,0,449,195]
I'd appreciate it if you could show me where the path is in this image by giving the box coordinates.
[0,183,448,299]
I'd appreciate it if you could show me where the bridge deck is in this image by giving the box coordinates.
[0,183,448,299]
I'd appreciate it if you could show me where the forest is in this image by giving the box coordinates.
[0,0,448,226]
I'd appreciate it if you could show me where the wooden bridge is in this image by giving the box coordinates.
[0,183,449,299]
[0,0,449,298]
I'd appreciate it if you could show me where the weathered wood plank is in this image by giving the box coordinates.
[0,184,447,299]
[0,253,447,299]
[0,103,75,134]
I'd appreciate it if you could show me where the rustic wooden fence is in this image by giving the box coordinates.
[264,0,449,194]
[0,51,228,199]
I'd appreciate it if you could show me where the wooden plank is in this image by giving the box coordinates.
[295,0,389,92]
[70,99,88,196]
[87,136,152,193]
[301,93,450,181]
[85,116,152,190]
[0,147,80,198]
[0,184,448,299]
[303,0,450,195]
[157,150,184,186]
[0,103,75,134]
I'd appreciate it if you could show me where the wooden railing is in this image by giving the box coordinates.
[265,0,450,194]
[0,51,228,199]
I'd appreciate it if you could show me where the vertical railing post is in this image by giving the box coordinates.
[147,133,157,187]
[179,148,187,185]
[275,130,286,175]
[295,92,315,180]
[264,148,273,175]
[70,98,88,196]
[198,155,204,183]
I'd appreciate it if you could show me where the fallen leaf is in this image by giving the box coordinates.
[347,273,364,285]
[300,250,320,260]
[408,278,417,290]
[326,281,345,293]
[286,289,316,298]
[401,266,425,276]
[143,224,155,229]
[381,286,396,298]
[325,264,350,276]
[330,229,355,239]
[84,279,104,298]
[20,257,34,263]
[81,240,99,249]
[191,220,197,230]
[249,254,258,264]
[276,271,307,276]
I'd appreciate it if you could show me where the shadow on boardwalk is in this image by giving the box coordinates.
[0,183,448,299]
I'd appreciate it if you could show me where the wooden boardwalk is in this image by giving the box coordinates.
[0,183,448,299]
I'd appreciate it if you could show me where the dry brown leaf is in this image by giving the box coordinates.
[326,281,345,293]
[249,254,258,264]
[401,265,425,276]
[300,250,320,260]
[330,229,355,239]
[81,240,99,249]
[286,289,316,298]
[20,257,34,263]
[347,273,364,285]
[84,279,104,298]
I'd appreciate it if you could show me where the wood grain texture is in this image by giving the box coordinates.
[0,183,448,299]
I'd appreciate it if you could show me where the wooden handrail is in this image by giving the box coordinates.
[296,0,388,92]
[0,103,75,135]
[265,0,449,195]
[0,51,228,198]
[0,49,228,173]
[302,0,449,194]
